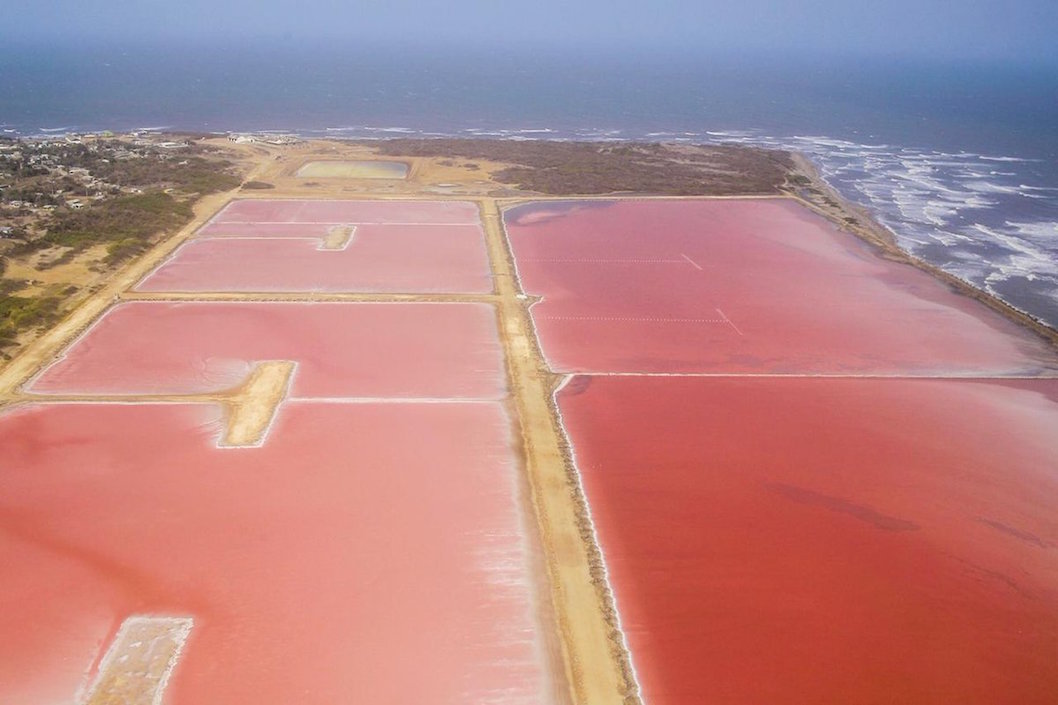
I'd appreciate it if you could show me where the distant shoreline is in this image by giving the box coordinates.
[3,132,1055,357]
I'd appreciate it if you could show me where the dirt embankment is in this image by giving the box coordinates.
[479,198,639,704]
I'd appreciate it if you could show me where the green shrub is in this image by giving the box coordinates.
[0,294,62,347]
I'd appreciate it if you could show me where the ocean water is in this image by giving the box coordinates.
[2,42,1056,327]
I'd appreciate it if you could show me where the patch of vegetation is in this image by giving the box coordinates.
[0,293,62,349]
[243,180,275,190]
[19,191,193,264]
[90,152,240,193]
[104,237,148,265]
[374,139,793,195]
[0,275,28,296]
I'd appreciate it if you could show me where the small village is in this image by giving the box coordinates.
[0,132,245,354]
[0,134,184,234]
[0,131,301,239]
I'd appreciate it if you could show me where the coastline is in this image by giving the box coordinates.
[5,129,1055,334]
[5,132,1056,436]
[784,151,1058,349]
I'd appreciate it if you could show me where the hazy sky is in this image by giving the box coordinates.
[5,0,1058,64]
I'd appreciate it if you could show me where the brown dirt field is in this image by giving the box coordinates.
[206,138,512,198]
[3,244,109,295]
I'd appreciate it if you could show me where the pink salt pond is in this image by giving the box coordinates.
[138,223,493,293]
[505,199,1058,375]
[28,301,505,400]
[0,401,560,705]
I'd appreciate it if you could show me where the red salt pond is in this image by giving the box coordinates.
[213,199,480,225]
[0,401,559,705]
[558,375,1058,704]
[505,199,1058,375]
[28,302,504,399]
[137,224,492,293]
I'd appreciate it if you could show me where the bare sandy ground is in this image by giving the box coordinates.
[3,244,110,297]
[213,138,513,198]
[480,199,636,703]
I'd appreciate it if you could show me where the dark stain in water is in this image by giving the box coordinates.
[977,517,1050,548]
[504,200,615,227]
[0,508,171,605]
[560,375,593,397]
[767,482,920,532]
[951,554,1033,598]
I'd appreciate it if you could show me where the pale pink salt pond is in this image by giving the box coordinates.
[28,301,505,399]
[213,199,480,225]
[0,401,561,705]
[505,199,1058,375]
[137,224,492,293]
